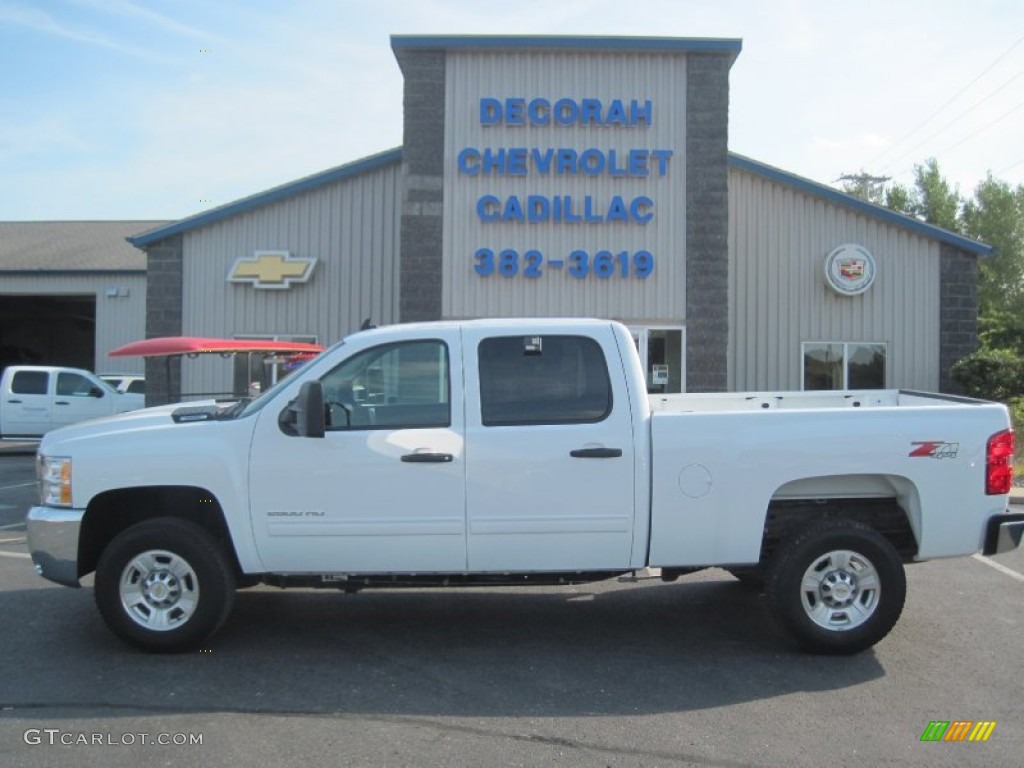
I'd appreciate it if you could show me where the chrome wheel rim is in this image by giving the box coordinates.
[119,550,199,631]
[800,549,880,631]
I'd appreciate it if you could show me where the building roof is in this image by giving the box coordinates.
[0,220,169,272]
[390,34,743,56]
[128,148,403,248]
[728,154,993,257]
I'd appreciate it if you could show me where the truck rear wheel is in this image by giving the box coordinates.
[94,518,235,652]
[766,519,905,655]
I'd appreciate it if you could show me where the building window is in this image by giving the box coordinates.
[628,326,684,393]
[803,342,887,390]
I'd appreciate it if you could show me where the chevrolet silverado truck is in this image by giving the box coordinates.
[26,319,1024,654]
[1,365,144,439]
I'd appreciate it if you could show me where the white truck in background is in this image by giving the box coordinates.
[25,319,1024,654]
[1,365,144,439]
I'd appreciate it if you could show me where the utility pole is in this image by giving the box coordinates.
[837,172,891,203]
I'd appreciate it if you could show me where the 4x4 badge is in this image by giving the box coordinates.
[909,441,959,459]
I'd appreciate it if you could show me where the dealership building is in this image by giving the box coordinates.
[9,35,990,403]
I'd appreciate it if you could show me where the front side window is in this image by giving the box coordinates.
[320,340,449,430]
[478,335,612,426]
[11,371,48,395]
[56,372,98,397]
[803,342,886,390]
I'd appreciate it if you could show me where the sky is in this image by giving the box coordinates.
[2,0,1024,222]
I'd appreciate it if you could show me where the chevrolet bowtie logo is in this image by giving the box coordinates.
[228,251,317,290]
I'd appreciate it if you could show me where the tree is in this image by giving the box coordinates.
[864,158,962,231]
[884,183,913,216]
[962,175,1024,316]
[910,158,962,232]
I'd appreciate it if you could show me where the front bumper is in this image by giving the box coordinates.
[983,512,1024,556]
[26,506,85,587]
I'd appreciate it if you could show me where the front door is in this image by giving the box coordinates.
[462,326,637,572]
[51,371,112,429]
[248,332,466,573]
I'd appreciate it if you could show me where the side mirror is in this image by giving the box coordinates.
[293,380,325,438]
[89,386,105,398]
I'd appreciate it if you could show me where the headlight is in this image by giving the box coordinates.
[37,455,72,507]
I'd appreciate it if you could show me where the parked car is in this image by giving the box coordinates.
[1,366,144,439]
[99,373,146,395]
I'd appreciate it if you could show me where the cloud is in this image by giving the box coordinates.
[0,1,171,62]
[0,116,87,164]
[69,0,222,42]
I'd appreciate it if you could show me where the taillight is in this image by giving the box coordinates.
[986,429,1015,495]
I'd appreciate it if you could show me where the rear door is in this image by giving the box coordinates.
[462,325,637,571]
[3,370,52,436]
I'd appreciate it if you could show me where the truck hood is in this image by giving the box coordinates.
[39,400,224,452]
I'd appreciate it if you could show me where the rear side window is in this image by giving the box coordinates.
[478,335,612,426]
[11,371,48,395]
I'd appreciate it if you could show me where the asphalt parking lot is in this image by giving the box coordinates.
[0,449,1021,768]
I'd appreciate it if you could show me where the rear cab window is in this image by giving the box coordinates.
[11,371,49,395]
[477,335,612,426]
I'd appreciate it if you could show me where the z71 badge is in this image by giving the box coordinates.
[909,441,960,459]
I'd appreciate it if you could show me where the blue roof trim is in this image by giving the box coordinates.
[728,153,993,256]
[391,34,742,55]
[128,148,403,248]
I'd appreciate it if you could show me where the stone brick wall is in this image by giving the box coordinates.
[939,243,979,393]
[685,54,732,392]
[394,49,446,322]
[143,234,183,405]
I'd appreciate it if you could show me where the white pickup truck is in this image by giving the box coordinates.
[1,365,144,439]
[26,319,1023,655]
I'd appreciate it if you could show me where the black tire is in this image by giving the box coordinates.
[766,519,906,655]
[94,517,235,653]
[726,567,766,591]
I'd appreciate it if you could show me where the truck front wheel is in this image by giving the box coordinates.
[94,518,235,652]
[766,519,906,655]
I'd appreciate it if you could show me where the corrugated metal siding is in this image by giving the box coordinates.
[728,167,940,391]
[181,162,402,396]
[1,274,147,374]
[443,51,686,323]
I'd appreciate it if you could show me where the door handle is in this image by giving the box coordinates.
[570,447,622,458]
[401,452,454,463]
[55,401,70,405]
[7,399,22,404]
